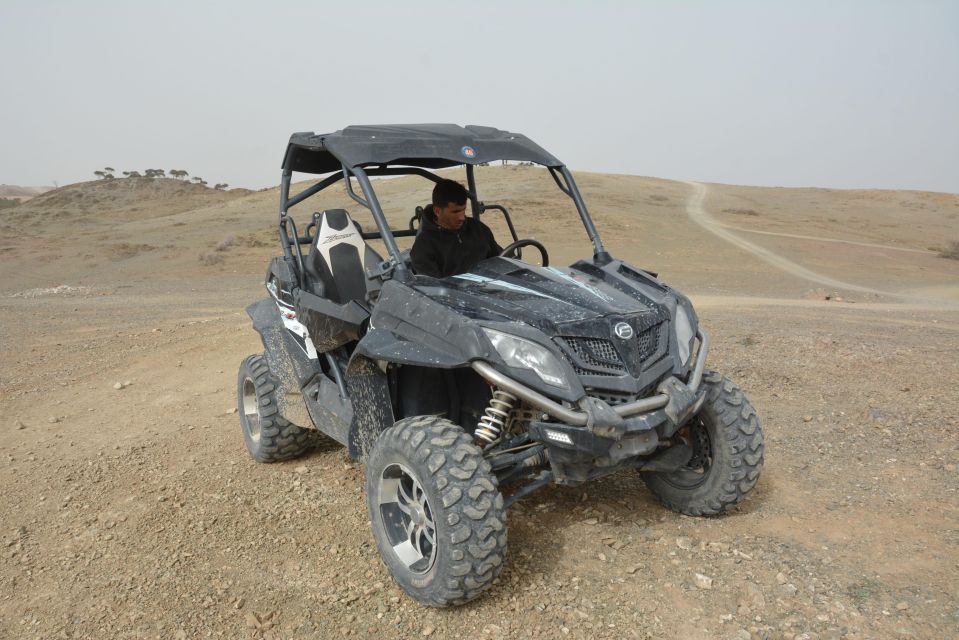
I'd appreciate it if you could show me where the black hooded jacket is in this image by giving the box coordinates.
[410,205,502,278]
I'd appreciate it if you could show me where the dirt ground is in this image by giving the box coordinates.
[1,168,957,639]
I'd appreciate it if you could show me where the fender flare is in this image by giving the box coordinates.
[344,353,395,460]
[352,328,468,369]
[245,299,317,427]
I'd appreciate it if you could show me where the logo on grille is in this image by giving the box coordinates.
[614,322,633,340]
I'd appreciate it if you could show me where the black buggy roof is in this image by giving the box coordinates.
[282,124,563,175]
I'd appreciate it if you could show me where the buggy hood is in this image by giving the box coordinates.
[410,258,668,334]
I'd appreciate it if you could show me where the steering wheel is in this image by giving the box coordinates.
[499,239,549,267]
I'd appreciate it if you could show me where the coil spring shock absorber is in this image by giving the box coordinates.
[475,389,517,445]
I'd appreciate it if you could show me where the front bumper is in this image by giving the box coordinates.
[472,329,708,428]
[472,330,709,484]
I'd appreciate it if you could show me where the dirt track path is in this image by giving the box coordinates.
[684,181,959,309]
[682,181,901,296]
[689,294,959,318]
[717,225,935,255]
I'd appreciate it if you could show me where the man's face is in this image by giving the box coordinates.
[434,201,467,230]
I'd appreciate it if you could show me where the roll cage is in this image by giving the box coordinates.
[276,124,611,287]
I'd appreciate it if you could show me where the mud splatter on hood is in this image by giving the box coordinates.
[410,257,664,334]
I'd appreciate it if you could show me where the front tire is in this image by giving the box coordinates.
[641,370,764,515]
[237,354,314,463]
[365,417,507,607]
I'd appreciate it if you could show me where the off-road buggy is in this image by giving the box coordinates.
[237,124,764,606]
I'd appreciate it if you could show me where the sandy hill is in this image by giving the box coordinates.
[1,166,956,302]
[8,177,252,223]
[1,166,958,639]
[0,184,52,198]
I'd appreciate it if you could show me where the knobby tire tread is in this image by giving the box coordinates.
[368,416,507,607]
[238,354,314,463]
[643,370,764,516]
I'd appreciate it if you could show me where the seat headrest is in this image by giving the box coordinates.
[313,209,369,270]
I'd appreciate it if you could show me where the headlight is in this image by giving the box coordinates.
[482,328,569,389]
[675,304,695,366]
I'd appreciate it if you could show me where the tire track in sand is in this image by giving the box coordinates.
[717,225,934,255]
[682,180,932,300]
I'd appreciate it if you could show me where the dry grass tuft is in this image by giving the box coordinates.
[108,243,155,260]
[938,240,959,260]
[239,232,270,248]
[214,235,237,252]
[198,252,223,266]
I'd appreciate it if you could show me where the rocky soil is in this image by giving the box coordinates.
[1,287,955,640]
[1,170,957,639]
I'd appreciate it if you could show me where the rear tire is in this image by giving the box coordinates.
[237,354,314,463]
[365,416,507,607]
[641,370,764,515]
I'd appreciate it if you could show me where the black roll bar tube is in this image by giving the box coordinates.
[549,166,610,261]
[362,229,417,241]
[278,171,307,287]
[286,171,345,210]
[288,167,443,215]
[278,171,295,262]
[362,166,445,183]
[281,165,445,250]
[342,163,371,209]
[281,215,307,289]
[548,166,572,196]
[343,164,409,278]
[465,164,480,218]
[479,203,520,244]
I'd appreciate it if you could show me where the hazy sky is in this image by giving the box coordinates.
[1,1,957,192]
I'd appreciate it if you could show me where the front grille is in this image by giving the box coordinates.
[590,382,659,407]
[637,325,661,361]
[558,337,626,376]
[591,390,634,406]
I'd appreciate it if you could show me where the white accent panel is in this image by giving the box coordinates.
[279,308,318,360]
[317,212,368,273]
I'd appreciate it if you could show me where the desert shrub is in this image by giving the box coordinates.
[108,243,155,260]
[722,208,760,216]
[939,240,959,260]
[649,194,669,202]
[240,232,270,248]
[0,197,19,210]
[198,252,223,266]
[215,235,237,252]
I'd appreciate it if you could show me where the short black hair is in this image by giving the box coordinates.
[432,179,469,208]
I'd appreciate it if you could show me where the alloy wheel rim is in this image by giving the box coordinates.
[242,377,261,442]
[663,418,713,489]
[378,463,437,574]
